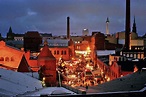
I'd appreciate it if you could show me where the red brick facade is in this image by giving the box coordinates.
[38,44,57,86]
[0,41,31,72]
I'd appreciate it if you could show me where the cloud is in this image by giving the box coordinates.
[0,0,146,36]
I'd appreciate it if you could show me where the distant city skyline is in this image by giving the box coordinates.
[0,0,146,37]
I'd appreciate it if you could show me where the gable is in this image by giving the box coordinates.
[17,55,31,72]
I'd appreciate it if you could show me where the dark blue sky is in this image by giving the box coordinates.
[0,0,146,37]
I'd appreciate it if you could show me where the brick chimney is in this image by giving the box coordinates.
[67,16,70,39]
[125,0,131,50]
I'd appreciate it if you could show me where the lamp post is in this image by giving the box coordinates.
[58,71,61,87]
[78,72,80,85]
[66,70,69,84]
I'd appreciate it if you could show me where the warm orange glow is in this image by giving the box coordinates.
[43,77,46,81]
[72,57,74,60]
[134,65,138,72]
[86,46,91,55]
[87,47,90,51]
[0,41,24,69]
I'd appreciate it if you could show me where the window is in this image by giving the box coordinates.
[11,57,14,61]
[64,51,66,55]
[76,46,78,49]
[130,54,133,57]
[127,53,129,57]
[77,46,80,50]
[0,57,4,61]
[5,57,9,62]
[134,54,137,58]
[61,50,63,55]
[57,50,59,55]
[54,51,56,55]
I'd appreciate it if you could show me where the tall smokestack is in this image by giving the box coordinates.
[125,0,131,50]
[106,17,110,35]
[67,16,70,39]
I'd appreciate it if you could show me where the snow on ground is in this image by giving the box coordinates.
[0,68,42,96]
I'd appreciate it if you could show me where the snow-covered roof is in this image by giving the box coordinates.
[42,39,69,47]
[0,68,42,96]
[6,40,23,45]
[88,71,146,93]
[96,50,115,56]
[23,87,76,96]
[0,68,76,96]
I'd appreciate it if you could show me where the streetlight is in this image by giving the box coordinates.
[66,70,69,84]
[42,77,46,87]
[58,71,61,87]
[78,72,80,85]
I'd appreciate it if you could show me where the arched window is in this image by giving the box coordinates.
[54,51,56,55]
[0,57,4,61]
[61,50,63,55]
[5,57,9,62]
[57,50,59,55]
[64,51,66,55]
[11,57,14,61]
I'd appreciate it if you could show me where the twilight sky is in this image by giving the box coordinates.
[0,0,146,37]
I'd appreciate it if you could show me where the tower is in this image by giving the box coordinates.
[67,16,70,39]
[125,0,131,50]
[6,26,15,40]
[38,41,56,86]
[82,28,89,36]
[132,16,137,33]
[106,17,110,35]
[23,31,42,52]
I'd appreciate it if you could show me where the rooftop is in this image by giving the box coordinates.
[0,68,42,96]
[25,31,42,38]
[89,71,146,93]
[96,50,115,57]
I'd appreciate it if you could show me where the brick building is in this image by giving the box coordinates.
[24,31,42,52]
[38,42,57,86]
[0,41,31,72]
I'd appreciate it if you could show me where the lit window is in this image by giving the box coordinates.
[130,54,133,57]
[134,54,137,58]
[127,54,129,57]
